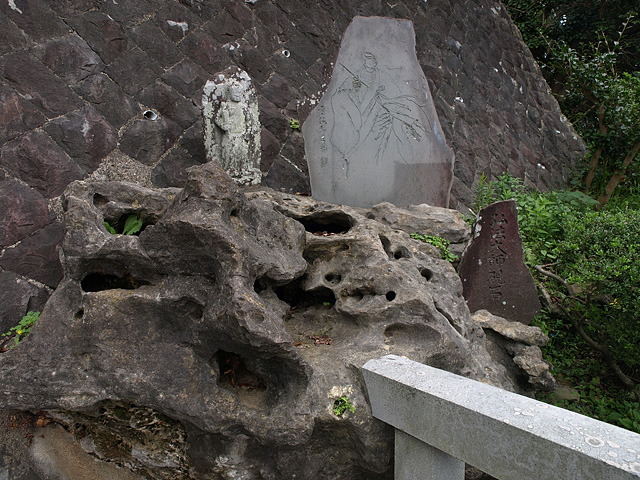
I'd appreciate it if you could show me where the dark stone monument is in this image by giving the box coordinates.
[302,16,455,208]
[459,200,541,324]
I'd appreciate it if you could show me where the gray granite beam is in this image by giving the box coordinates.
[363,355,640,480]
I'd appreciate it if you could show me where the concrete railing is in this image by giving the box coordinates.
[362,355,640,480]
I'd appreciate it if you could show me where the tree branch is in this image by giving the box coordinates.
[597,139,640,207]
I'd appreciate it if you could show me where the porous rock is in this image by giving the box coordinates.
[0,164,516,479]
[472,310,555,391]
[472,309,548,346]
[508,344,556,391]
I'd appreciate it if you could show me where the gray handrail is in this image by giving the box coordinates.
[362,355,640,480]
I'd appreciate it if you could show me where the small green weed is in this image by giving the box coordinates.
[104,214,143,236]
[333,396,356,417]
[289,119,301,130]
[2,311,40,350]
[410,233,458,263]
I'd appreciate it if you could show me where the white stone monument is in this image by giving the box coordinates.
[303,17,455,208]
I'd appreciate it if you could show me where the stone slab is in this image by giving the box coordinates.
[0,221,64,288]
[0,131,85,198]
[44,106,117,174]
[119,116,181,166]
[459,200,540,324]
[303,16,455,208]
[0,179,51,248]
[73,73,139,129]
[363,355,640,480]
[66,12,128,64]
[0,85,46,145]
[0,52,83,119]
[33,35,104,85]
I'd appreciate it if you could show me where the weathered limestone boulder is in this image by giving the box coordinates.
[0,163,517,479]
[1,0,588,332]
[473,309,555,391]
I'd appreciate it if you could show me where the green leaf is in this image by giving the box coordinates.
[122,214,143,235]
[104,221,117,235]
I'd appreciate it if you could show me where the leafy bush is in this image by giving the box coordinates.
[472,172,598,265]
[556,209,640,371]
[534,312,640,434]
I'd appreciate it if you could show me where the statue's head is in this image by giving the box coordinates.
[228,84,243,102]
[363,52,377,72]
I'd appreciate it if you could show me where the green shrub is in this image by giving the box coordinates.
[472,172,598,265]
[557,209,640,372]
[473,172,640,429]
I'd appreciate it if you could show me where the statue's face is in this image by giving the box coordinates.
[229,85,242,102]
[363,54,377,71]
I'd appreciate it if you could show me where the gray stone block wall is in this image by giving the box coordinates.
[0,0,585,322]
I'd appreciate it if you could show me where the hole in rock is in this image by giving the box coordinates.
[143,110,158,120]
[81,273,151,292]
[297,211,353,236]
[386,291,396,302]
[214,350,266,391]
[420,268,434,281]
[274,278,335,309]
[324,273,342,285]
[253,276,269,294]
[379,235,393,257]
[93,193,109,208]
[350,289,365,301]
[74,309,84,321]
[393,248,410,260]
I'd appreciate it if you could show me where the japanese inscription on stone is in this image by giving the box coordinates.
[302,16,455,208]
[459,200,540,324]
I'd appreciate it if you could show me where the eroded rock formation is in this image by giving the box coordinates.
[0,0,587,329]
[0,164,545,479]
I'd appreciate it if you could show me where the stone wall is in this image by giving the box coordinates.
[0,0,585,325]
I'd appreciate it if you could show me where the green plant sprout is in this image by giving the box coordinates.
[104,214,143,236]
[2,311,40,350]
[410,233,458,263]
[332,396,356,417]
[289,118,301,130]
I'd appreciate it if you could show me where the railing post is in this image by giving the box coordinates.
[395,430,465,480]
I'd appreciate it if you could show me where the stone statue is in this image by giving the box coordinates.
[202,67,262,185]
